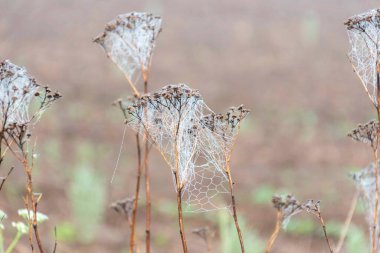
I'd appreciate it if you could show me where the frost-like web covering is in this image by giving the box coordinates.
[0,60,40,126]
[0,59,61,138]
[346,9,380,106]
[352,163,380,250]
[94,12,162,84]
[121,84,249,212]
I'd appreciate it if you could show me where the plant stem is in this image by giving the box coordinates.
[315,212,333,253]
[143,78,151,253]
[335,190,359,253]
[174,171,188,253]
[226,171,245,253]
[0,167,14,192]
[23,152,44,253]
[265,211,281,253]
[5,232,22,253]
[130,134,142,253]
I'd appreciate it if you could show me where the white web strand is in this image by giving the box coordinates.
[110,124,128,184]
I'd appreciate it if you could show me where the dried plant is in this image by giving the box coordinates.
[348,120,379,150]
[266,195,333,253]
[192,227,215,253]
[94,12,162,95]
[345,9,380,253]
[119,83,249,253]
[95,12,162,253]
[0,59,61,253]
[110,197,135,225]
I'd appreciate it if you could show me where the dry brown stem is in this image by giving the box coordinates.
[0,166,14,192]
[129,134,142,253]
[335,190,359,253]
[265,211,281,253]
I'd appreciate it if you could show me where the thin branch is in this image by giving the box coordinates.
[129,134,142,253]
[335,190,359,253]
[0,167,14,192]
[265,211,281,253]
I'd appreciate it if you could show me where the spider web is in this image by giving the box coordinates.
[346,9,380,106]
[94,12,162,84]
[352,163,380,251]
[124,84,248,212]
[0,60,40,126]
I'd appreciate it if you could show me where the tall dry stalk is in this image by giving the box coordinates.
[265,211,281,253]
[142,74,152,253]
[335,190,359,253]
[0,60,61,253]
[345,10,380,251]
[94,12,162,253]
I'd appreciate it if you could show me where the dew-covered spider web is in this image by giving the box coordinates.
[0,60,40,126]
[94,12,162,84]
[346,8,380,107]
[121,84,249,212]
[352,163,380,251]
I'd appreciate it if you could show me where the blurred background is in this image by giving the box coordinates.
[0,0,379,252]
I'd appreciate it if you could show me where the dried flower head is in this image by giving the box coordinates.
[0,60,61,148]
[348,120,379,149]
[272,194,303,228]
[345,9,380,106]
[110,197,135,222]
[94,12,162,83]
[119,84,249,212]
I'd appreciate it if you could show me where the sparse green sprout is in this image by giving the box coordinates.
[17,209,48,224]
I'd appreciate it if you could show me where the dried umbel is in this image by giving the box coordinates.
[119,84,249,212]
[94,12,162,85]
[345,9,380,107]
[272,194,303,227]
[352,163,380,249]
[110,197,135,223]
[0,60,61,147]
[348,120,379,149]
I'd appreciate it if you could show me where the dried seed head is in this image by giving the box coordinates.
[348,120,378,149]
[271,194,313,228]
[0,60,61,145]
[110,197,135,221]
[345,9,380,106]
[94,12,162,83]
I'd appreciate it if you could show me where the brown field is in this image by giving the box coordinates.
[0,0,379,252]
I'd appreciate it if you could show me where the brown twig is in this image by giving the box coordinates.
[130,134,142,253]
[174,119,188,253]
[226,170,245,253]
[0,166,14,192]
[265,211,281,253]
[309,207,333,253]
[143,76,151,253]
[174,171,188,253]
[335,190,359,253]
